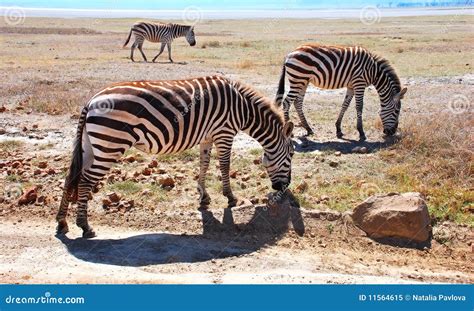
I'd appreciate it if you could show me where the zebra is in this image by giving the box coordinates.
[123,21,196,63]
[275,44,407,141]
[56,76,295,238]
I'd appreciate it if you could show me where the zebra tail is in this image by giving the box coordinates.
[64,106,88,202]
[275,62,286,107]
[122,28,132,48]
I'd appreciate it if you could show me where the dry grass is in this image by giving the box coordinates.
[236,60,254,69]
[200,40,221,49]
[380,113,473,223]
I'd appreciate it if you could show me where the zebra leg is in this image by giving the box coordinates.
[215,138,237,208]
[138,43,148,62]
[130,43,136,62]
[197,141,213,209]
[293,85,313,136]
[281,97,291,123]
[354,88,367,141]
[335,88,354,139]
[152,43,166,62]
[167,43,174,63]
[56,191,70,234]
[75,178,97,239]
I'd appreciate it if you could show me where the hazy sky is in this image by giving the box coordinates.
[1,0,466,9]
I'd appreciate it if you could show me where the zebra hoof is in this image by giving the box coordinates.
[227,198,238,208]
[305,131,314,137]
[336,132,344,139]
[82,228,97,239]
[359,136,367,142]
[56,221,69,235]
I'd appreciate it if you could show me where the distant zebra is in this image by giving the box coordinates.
[123,21,196,63]
[56,76,295,238]
[276,44,407,140]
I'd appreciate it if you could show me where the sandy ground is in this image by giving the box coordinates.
[0,16,473,284]
[1,207,472,284]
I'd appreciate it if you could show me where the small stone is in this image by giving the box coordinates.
[229,170,238,178]
[334,151,342,156]
[148,160,158,168]
[0,106,6,113]
[37,161,47,169]
[249,197,259,204]
[102,198,112,208]
[158,174,175,188]
[0,128,6,135]
[295,180,308,193]
[320,195,330,202]
[142,168,152,176]
[329,160,339,168]
[259,171,266,178]
[253,158,262,165]
[124,155,136,163]
[241,175,251,182]
[32,124,38,129]
[47,168,56,175]
[11,161,21,168]
[18,187,37,205]
[175,173,185,181]
[156,167,167,174]
[359,147,368,154]
[37,195,46,204]
[106,192,121,203]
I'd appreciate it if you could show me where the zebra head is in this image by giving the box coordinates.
[186,26,196,46]
[381,87,407,136]
[262,122,295,191]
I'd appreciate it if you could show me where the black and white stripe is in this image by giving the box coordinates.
[123,21,196,63]
[56,76,294,238]
[276,44,407,140]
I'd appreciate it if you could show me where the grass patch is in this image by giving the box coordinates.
[0,140,24,153]
[236,59,254,69]
[380,113,473,224]
[158,148,199,163]
[201,40,220,48]
[107,180,143,196]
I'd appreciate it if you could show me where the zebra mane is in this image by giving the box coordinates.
[231,80,284,125]
[373,55,401,93]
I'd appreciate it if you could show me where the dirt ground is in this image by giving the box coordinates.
[0,16,473,284]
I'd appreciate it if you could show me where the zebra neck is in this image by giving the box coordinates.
[373,59,401,104]
[243,105,283,154]
[174,25,190,38]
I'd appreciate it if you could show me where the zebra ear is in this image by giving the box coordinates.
[397,87,407,100]
[283,122,294,138]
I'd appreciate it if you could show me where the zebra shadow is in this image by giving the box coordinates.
[56,194,304,267]
[293,136,399,154]
[151,61,188,65]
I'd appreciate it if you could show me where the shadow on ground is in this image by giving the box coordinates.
[294,136,399,154]
[57,193,304,267]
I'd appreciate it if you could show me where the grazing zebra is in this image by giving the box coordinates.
[123,21,196,63]
[275,44,407,140]
[56,76,295,238]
